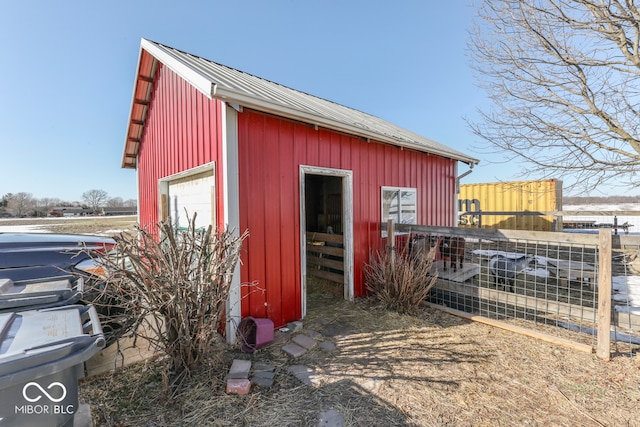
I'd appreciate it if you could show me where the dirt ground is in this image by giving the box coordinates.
[4,218,639,426]
[80,279,640,427]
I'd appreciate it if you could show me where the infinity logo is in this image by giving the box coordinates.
[22,382,67,403]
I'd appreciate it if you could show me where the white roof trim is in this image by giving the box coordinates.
[140,38,214,98]
[213,85,465,159]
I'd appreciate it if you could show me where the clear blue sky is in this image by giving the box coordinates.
[0,0,563,203]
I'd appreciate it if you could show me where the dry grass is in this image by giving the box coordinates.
[80,281,640,426]
[364,244,438,314]
[0,216,137,235]
[3,218,639,426]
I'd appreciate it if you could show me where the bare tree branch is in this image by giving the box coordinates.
[468,0,640,191]
[85,216,249,389]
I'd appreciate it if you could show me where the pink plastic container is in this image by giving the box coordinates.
[237,316,274,353]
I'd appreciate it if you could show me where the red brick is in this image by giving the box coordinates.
[226,378,251,395]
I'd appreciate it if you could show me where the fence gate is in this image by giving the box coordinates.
[306,231,344,285]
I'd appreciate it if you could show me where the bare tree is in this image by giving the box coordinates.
[0,194,10,208]
[124,199,138,208]
[82,189,109,213]
[468,0,640,191]
[107,197,124,207]
[37,197,61,217]
[7,192,35,217]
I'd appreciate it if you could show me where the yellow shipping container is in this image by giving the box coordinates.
[458,179,562,231]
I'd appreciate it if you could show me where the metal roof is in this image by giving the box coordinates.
[122,38,479,169]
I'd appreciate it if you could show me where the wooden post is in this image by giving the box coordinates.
[596,229,612,360]
[387,219,395,252]
[160,194,168,221]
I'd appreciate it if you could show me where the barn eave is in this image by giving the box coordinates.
[211,85,478,164]
[121,38,480,169]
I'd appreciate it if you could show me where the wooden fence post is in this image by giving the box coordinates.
[387,219,395,252]
[596,229,612,360]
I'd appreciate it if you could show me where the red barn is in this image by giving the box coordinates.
[121,38,479,340]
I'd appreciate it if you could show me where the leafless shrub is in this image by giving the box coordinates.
[85,216,247,387]
[364,244,438,314]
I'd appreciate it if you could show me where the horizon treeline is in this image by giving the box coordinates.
[0,191,137,218]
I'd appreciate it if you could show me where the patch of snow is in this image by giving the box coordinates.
[564,203,640,211]
[0,224,49,233]
[555,321,640,344]
[612,276,640,313]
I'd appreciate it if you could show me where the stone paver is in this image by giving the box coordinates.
[292,333,317,349]
[251,374,275,388]
[287,365,319,387]
[282,342,307,357]
[74,403,93,427]
[287,321,303,332]
[319,341,337,351]
[253,362,275,373]
[318,408,345,427]
[250,362,277,388]
[227,359,251,379]
[305,330,323,340]
[227,323,345,393]
[253,370,276,380]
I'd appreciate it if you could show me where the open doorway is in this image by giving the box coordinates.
[300,166,353,317]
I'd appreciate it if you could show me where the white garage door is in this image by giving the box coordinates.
[167,170,215,230]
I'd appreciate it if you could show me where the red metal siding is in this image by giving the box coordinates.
[136,64,224,230]
[238,110,457,327]
[135,63,457,330]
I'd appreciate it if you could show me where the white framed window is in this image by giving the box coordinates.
[158,162,216,231]
[381,186,417,226]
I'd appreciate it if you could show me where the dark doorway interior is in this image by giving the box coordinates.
[304,174,345,293]
[305,174,343,234]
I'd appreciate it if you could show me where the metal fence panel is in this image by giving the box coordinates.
[383,223,640,358]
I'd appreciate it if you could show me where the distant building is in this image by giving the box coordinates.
[101,207,137,216]
[49,207,88,217]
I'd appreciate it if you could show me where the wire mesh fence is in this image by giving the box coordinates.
[384,222,640,358]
